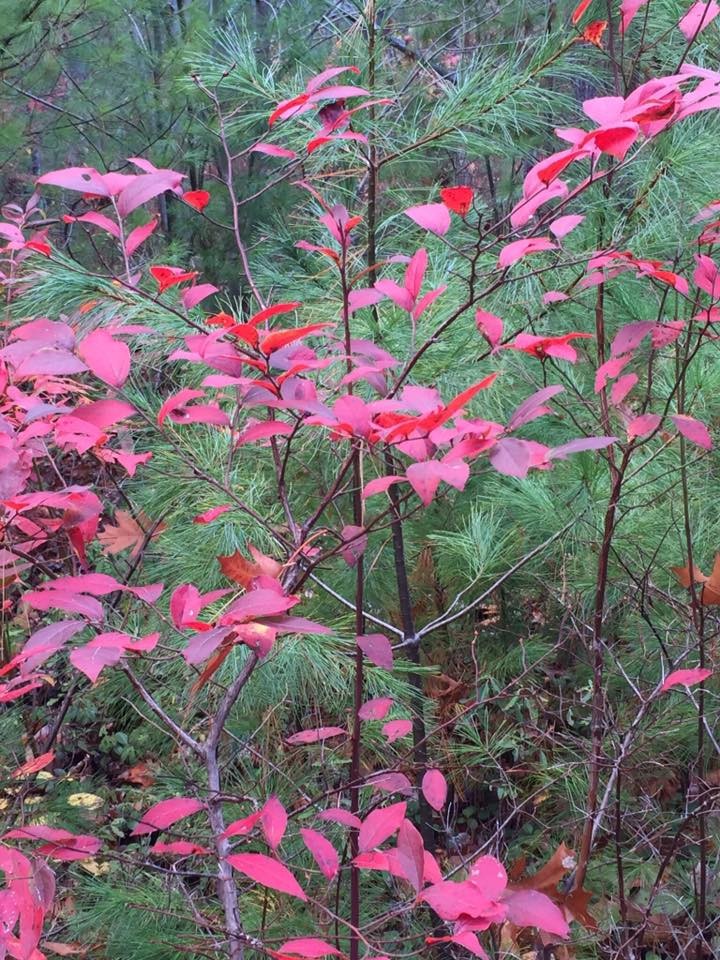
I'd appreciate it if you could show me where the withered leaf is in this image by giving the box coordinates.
[98,509,165,558]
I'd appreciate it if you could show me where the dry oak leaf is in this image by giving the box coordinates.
[98,509,165,558]
[218,545,282,587]
[118,761,156,788]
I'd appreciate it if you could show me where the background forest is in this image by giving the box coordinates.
[1,1,720,959]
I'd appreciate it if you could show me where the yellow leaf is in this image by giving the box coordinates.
[67,792,103,810]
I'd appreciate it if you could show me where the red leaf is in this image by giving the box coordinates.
[11,751,55,778]
[150,265,199,293]
[261,796,288,850]
[422,769,448,811]
[193,504,232,524]
[221,810,263,840]
[581,19,608,48]
[358,801,406,852]
[440,186,474,216]
[356,633,393,670]
[150,841,210,856]
[131,797,204,836]
[300,828,339,880]
[286,726,346,746]
[227,852,307,900]
[260,322,332,355]
[183,190,210,212]
[661,667,712,692]
[571,0,592,24]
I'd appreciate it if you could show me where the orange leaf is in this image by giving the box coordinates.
[671,563,708,589]
[582,19,607,47]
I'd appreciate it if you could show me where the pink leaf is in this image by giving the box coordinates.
[661,667,712,692]
[37,166,111,196]
[69,642,123,683]
[508,385,564,430]
[671,414,712,450]
[693,254,720,299]
[356,633,393,669]
[362,475,404,499]
[404,203,451,236]
[475,309,503,349]
[678,1,720,40]
[543,291,569,304]
[382,719,413,743]
[396,819,425,893]
[489,438,533,478]
[358,802,407,852]
[182,283,219,311]
[317,809,362,829]
[286,726,346,746]
[502,889,570,937]
[236,420,293,445]
[78,330,131,387]
[251,142,298,158]
[549,214,584,238]
[340,524,368,566]
[126,218,158,256]
[71,211,121,238]
[549,436,616,460]
[498,237,556,268]
[278,939,341,958]
[349,287,384,313]
[620,0,648,32]
[406,460,469,505]
[611,321,655,357]
[227,852,307,900]
[422,769,448,811]
[627,413,661,440]
[20,621,85,673]
[299,828,339,880]
[261,796,288,851]
[611,373,638,405]
[3,825,101,862]
[117,170,184,218]
[359,697,394,721]
[131,797,204,836]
